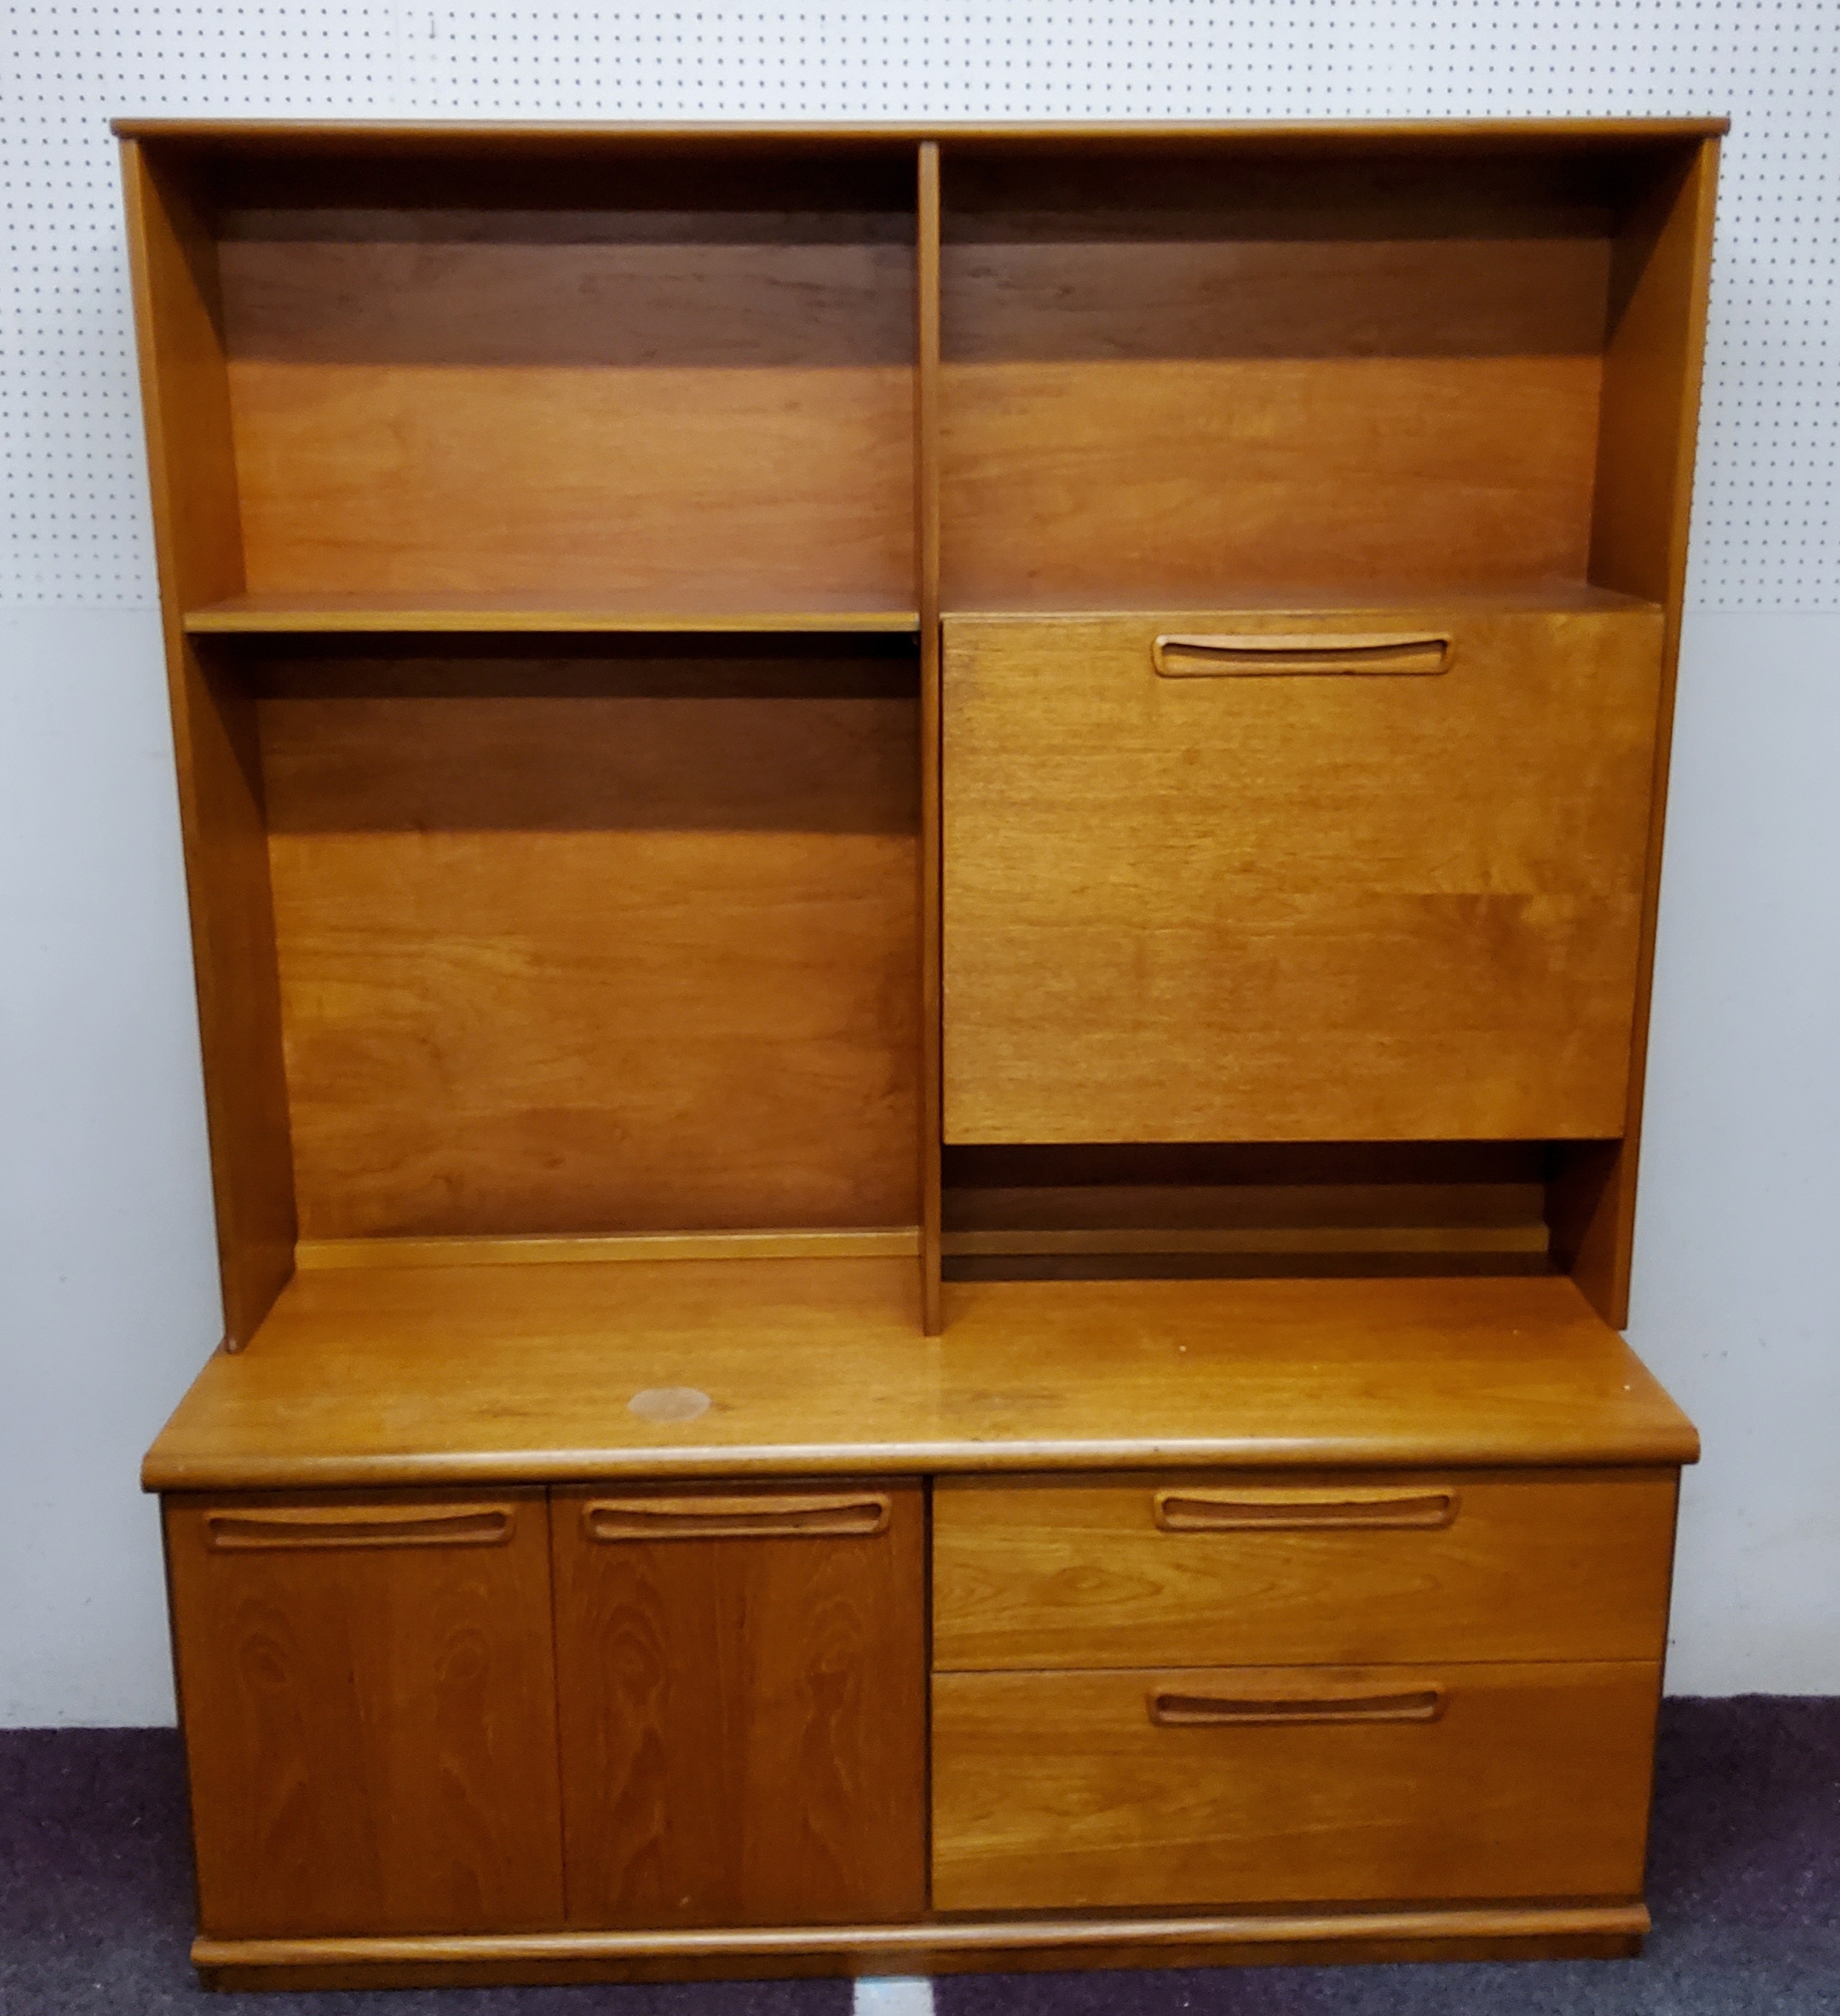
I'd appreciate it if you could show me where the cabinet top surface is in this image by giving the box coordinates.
[144,1263,1696,1492]
[112,115,1729,149]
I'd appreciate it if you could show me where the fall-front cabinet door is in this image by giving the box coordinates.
[944,604,1666,1144]
[551,1479,927,1928]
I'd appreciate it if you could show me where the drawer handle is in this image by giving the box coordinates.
[1150,1686,1446,1727]
[1144,1685,1434,1733]
[1154,1488,1457,1532]
[1152,632,1452,679]
[204,1507,514,1552]
[581,1493,892,1541]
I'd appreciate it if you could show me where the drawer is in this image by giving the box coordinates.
[932,1660,1660,1913]
[932,1468,1677,1670]
[942,605,1665,1143]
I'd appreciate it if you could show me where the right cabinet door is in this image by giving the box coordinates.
[551,1479,927,1929]
[943,605,1665,1143]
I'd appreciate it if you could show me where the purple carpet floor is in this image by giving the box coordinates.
[3,1697,1836,2015]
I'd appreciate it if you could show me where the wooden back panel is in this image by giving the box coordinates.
[254,642,920,1239]
[217,197,916,604]
[940,149,1617,603]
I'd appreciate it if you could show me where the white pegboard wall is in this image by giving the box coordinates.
[2,0,1836,608]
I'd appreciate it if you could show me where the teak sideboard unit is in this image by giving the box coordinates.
[119,116,1719,1991]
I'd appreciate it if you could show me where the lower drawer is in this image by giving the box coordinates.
[932,1660,1660,1914]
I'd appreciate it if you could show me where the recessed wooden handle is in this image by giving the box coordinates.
[1153,632,1452,678]
[204,1506,514,1552]
[581,1493,892,1541]
[1150,1686,1446,1727]
[1154,1488,1457,1532]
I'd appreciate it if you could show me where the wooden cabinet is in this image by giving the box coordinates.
[121,115,1720,1989]
[163,1490,565,1937]
[550,1481,927,1928]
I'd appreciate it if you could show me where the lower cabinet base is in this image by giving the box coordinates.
[192,1903,1649,1990]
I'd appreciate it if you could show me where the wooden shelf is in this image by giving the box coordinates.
[184,594,922,637]
[144,1255,1697,1491]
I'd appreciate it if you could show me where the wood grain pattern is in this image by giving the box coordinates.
[119,141,297,1348]
[932,1468,1677,1670]
[1556,138,1724,1328]
[940,227,1609,604]
[944,606,1663,1143]
[164,1488,565,1937]
[141,1262,1697,1490]
[932,1659,1660,1912]
[219,232,915,604]
[258,651,919,1237]
[551,1479,926,1928]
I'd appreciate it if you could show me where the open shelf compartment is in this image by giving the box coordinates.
[135,129,924,620]
[938,128,1710,611]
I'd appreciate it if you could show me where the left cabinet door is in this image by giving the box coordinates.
[164,1489,567,1938]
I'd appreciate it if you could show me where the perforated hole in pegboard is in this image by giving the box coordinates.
[3,1,1836,607]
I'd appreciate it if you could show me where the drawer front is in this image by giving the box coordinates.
[933,1469,1677,1670]
[942,606,1665,1143]
[165,1489,566,1939]
[933,1660,1660,1913]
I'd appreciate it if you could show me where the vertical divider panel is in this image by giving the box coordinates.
[916,142,945,1335]
[1556,138,1723,1327]
[120,140,296,1349]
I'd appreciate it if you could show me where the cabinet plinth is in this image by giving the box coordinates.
[121,114,1719,1989]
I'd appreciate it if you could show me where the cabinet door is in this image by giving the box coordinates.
[552,1479,927,1928]
[944,606,1665,1143]
[165,1489,565,1937]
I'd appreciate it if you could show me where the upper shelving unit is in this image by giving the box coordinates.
[118,116,1724,1348]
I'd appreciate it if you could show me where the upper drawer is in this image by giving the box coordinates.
[942,605,1666,1144]
[932,1468,1677,1670]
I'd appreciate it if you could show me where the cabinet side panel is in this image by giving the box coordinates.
[1560,139,1722,1325]
[121,141,294,1345]
[917,144,944,1331]
[551,1479,927,1928]
[165,1490,567,1938]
